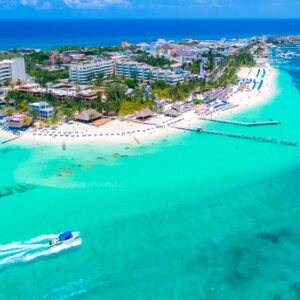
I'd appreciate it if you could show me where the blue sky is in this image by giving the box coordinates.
[0,0,299,18]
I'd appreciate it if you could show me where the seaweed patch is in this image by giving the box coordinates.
[77,165,90,171]
[96,156,107,161]
[0,184,37,198]
[61,168,75,175]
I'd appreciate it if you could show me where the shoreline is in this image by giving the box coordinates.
[0,61,277,147]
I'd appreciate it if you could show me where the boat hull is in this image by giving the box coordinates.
[49,235,78,246]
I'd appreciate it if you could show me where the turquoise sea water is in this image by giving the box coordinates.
[1,62,300,299]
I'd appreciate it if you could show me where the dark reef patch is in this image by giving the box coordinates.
[96,156,107,161]
[77,165,90,171]
[0,184,36,198]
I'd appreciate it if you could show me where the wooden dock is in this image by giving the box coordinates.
[130,119,296,147]
[197,128,296,146]
[199,117,279,126]
[1,136,21,144]
[280,140,297,146]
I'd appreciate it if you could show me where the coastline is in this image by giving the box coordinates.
[0,61,277,147]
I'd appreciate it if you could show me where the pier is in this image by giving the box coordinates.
[197,128,296,146]
[199,117,279,126]
[131,120,296,146]
[1,136,21,144]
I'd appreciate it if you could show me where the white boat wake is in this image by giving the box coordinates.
[0,232,81,268]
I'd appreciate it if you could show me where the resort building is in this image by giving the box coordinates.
[0,58,26,84]
[29,101,54,119]
[69,60,114,82]
[115,61,184,85]
[5,113,30,129]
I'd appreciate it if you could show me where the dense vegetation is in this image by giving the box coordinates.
[133,51,171,67]
[1,46,257,123]
[0,52,22,61]
[30,69,69,86]
[151,79,199,101]
[25,52,50,66]
[22,52,69,85]
[4,80,155,122]
[184,59,202,74]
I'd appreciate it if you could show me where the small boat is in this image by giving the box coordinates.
[49,231,79,246]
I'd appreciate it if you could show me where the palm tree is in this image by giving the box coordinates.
[89,113,96,121]
[132,70,138,85]
[95,73,104,87]
[147,72,152,83]
[76,84,81,93]
[22,118,30,127]
[28,109,39,122]
[20,100,28,112]
[4,79,10,87]
[51,114,59,125]
[43,119,51,126]
[6,108,15,116]
[61,107,75,120]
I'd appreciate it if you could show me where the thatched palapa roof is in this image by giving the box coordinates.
[164,109,181,117]
[136,108,154,119]
[75,109,102,122]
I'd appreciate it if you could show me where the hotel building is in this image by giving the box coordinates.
[0,58,26,84]
[69,60,114,82]
[29,101,54,119]
[115,61,184,85]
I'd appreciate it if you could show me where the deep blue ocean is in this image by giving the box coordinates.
[0,19,300,50]
[1,19,300,299]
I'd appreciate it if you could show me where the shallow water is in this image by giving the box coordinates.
[0,62,300,299]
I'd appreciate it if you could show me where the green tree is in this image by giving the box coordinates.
[94,73,104,86]
[89,113,96,120]
[151,80,168,90]
[132,71,138,85]
[51,114,59,124]
[124,79,136,88]
[22,118,31,126]
[106,83,126,102]
[185,59,202,74]
[28,109,39,122]
[19,100,28,111]
[134,51,171,67]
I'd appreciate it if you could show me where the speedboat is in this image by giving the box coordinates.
[49,231,79,246]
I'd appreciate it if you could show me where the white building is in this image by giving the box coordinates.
[115,61,184,85]
[69,60,114,82]
[0,58,26,84]
[29,101,54,119]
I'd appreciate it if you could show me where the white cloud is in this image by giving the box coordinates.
[40,1,52,9]
[64,0,130,8]
[20,0,38,5]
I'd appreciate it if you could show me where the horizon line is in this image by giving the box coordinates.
[0,17,300,20]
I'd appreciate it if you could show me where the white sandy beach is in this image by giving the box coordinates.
[0,61,277,146]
